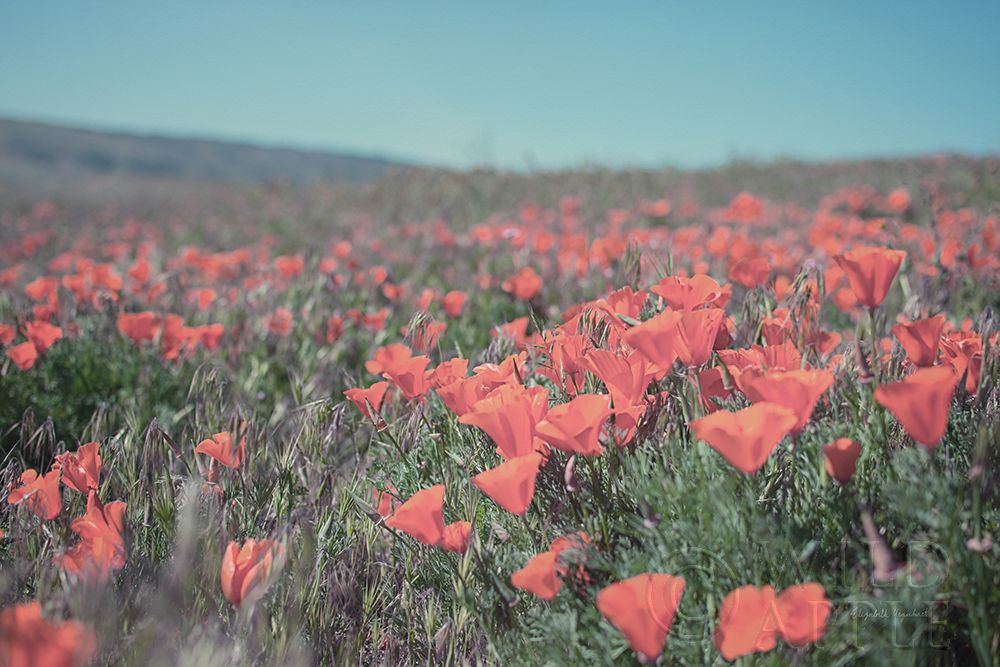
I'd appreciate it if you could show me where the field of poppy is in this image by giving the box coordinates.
[1,159,999,666]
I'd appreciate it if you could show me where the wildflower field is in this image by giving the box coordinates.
[1,160,999,666]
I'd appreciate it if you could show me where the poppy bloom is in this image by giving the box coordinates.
[596,573,686,663]
[622,310,682,375]
[580,349,650,408]
[471,453,543,516]
[441,521,472,553]
[442,290,467,318]
[344,381,389,421]
[892,315,945,367]
[650,274,730,311]
[775,583,832,647]
[511,550,562,600]
[714,585,780,661]
[739,369,834,433]
[57,493,127,582]
[0,323,14,345]
[117,311,161,343]
[54,442,102,494]
[502,267,542,301]
[437,376,491,418]
[381,355,431,401]
[459,384,548,459]
[6,341,39,370]
[874,366,958,447]
[220,538,285,608]
[23,320,62,353]
[536,394,612,456]
[6,468,61,520]
[385,484,446,545]
[674,308,725,367]
[265,308,294,336]
[0,601,96,667]
[823,438,862,484]
[195,429,246,469]
[690,403,798,474]
[833,246,907,308]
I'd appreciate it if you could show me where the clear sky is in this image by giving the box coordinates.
[1,2,998,170]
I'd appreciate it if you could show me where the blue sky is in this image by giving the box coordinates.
[1,2,998,169]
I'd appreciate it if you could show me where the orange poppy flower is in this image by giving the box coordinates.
[714,585,780,661]
[674,308,725,367]
[874,366,958,447]
[53,442,102,494]
[596,573,686,663]
[622,309,682,375]
[0,601,96,667]
[727,256,771,289]
[23,320,62,353]
[195,430,246,469]
[427,358,469,390]
[580,349,650,409]
[442,290,467,318]
[690,403,798,474]
[459,384,548,459]
[775,583,831,647]
[441,521,472,553]
[437,376,491,418]
[0,323,14,346]
[739,369,834,433]
[382,355,431,401]
[6,341,39,371]
[511,550,562,600]
[57,492,127,582]
[344,381,389,421]
[220,538,285,608]
[502,266,542,301]
[536,394,612,456]
[833,246,907,308]
[471,453,543,516]
[265,307,294,336]
[892,315,945,367]
[650,274,730,310]
[6,468,61,520]
[385,484,446,545]
[117,311,161,343]
[823,438,862,484]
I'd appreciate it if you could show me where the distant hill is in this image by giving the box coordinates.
[0,117,409,192]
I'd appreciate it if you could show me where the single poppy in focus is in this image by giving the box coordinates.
[459,384,548,459]
[536,394,612,456]
[833,246,906,308]
[596,573,686,663]
[874,365,958,447]
[57,492,127,582]
[441,520,472,553]
[714,585,780,661]
[823,438,862,484]
[690,402,798,474]
[775,583,832,647]
[0,601,97,667]
[195,430,246,469]
[674,308,725,367]
[6,468,61,520]
[511,550,562,600]
[344,381,389,421]
[220,538,285,608]
[739,369,834,433]
[622,309,682,375]
[892,315,945,367]
[471,453,543,516]
[385,484,446,545]
[54,442,102,494]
